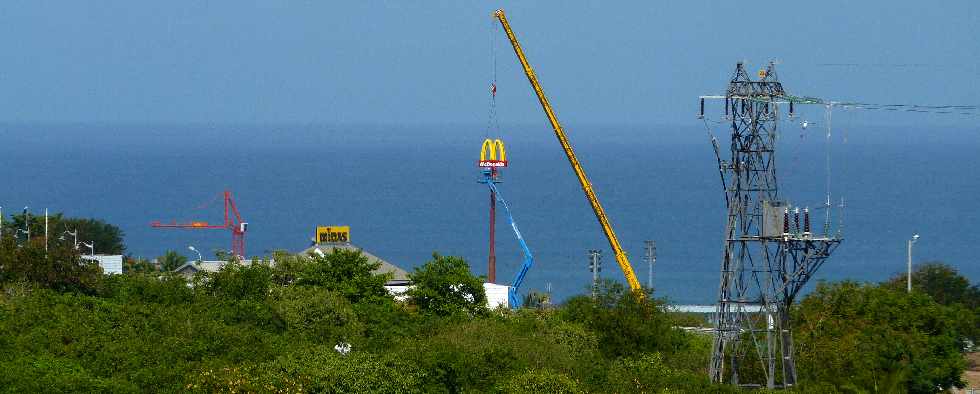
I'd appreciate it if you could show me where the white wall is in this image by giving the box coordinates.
[383,283,511,310]
[484,283,510,310]
[83,255,123,275]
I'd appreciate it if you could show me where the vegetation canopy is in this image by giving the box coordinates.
[0,228,976,393]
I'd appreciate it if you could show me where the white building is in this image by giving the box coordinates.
[484,283,510,310]
[82,255,123,275]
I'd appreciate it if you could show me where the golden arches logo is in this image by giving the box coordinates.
[478,138,508,167]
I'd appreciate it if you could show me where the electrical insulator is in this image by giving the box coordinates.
[794,207,800,233]
[783,208,790,236]
[803,208,811,235]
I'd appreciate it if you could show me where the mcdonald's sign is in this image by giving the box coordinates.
[478,139,508,168]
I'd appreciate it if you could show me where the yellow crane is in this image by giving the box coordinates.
[493,9,643,292]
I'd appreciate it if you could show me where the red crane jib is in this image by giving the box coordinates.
[149,190,247,257]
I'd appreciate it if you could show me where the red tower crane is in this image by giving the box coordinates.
[150,190,248,258]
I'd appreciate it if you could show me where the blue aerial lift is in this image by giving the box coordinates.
[484,177,534,308]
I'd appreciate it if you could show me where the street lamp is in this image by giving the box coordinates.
[23,207,29,241]
[188,245,203,262]
[80,241,95,257]
[60,228,79,249]
[907,234,920,293]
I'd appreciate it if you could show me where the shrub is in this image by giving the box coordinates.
[186,348,427,393]
[560,279,687,359]
[408,253,487,317]
[268,285,363,343]
[794,281,967,393]
[496,369,584,394]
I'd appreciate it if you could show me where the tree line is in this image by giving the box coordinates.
[0,216,977,392]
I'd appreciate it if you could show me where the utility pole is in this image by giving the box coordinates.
[907,234,919,293]
[44,208,49,252]
[644,240,656,289]
[24,207,30,242]
[588,249,601,299]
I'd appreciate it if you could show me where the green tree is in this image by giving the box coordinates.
[157,250,188,272]
[0,234,102,293]
[882,262,980,309]
[2,212,126,255]
[522,290,551,309]
[407,253,487,316]
[882,262,980,343]
[61,218,125,255]
[268,286,363,342]
[560,279,685,359]
[186,349,427,393]
[604,353,734,393]
[793,281,967,393]
[496,369,584,394]
[197,261,273,301]
[283,248,392,304]
[123,256,157,273]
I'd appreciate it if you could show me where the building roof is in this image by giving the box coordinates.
[300,243,410,282]
[174,260,230,276]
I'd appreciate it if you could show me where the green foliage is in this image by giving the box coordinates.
[277,248,392,305]
[496,369,584,394]
[197,261,274,301]
[560,279,686,359]
[522,289,551,309]
[604,353,734,393]
[0,355,137,393]
[268,286,363,343]
[122,256,157,273]
[408,253,487,316]
[794,280,968,393]
[394,314,601,392]
[61,217,126,255]
[882,262,980,344]
[883,262,980,309]
[187,348,427,393]
[2,240,973,393]
[98,272,192,305]
[668,311,710,327]
[157,249,188,272]
[2,212,127,255]
[0,235,102,293]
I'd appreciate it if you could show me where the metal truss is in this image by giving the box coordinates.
[704,62,842,389]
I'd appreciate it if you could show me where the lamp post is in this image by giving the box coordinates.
[80,241,94,257]
[907,234,919,293]
[188,245,203,262]
[588,249,601,299]
[59,228,80,250]
[23,207,30,241]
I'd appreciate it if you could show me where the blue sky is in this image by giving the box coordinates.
[0,1,977,126]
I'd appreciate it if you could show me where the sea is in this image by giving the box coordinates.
[2,122,977,304]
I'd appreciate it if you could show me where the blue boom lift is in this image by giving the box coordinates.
[485,180,534,308]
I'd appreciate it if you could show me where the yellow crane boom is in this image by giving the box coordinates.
[493,9,642,292]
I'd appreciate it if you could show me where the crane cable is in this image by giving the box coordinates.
[487,16,500,138]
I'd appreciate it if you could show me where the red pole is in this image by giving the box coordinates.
[488,169,497,283]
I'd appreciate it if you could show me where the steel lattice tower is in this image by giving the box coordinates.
[703,62,842,389]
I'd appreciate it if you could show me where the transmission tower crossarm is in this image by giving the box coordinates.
[493,9,642,292]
